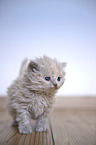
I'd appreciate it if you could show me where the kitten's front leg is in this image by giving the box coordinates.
[35,115,48,132]
[16,108,32,134]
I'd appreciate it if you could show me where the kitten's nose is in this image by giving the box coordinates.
[53,83,57,87]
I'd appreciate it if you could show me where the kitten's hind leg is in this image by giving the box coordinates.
[35,115,48,132]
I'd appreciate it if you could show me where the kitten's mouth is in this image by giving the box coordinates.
[51,85,58,90]
[54,86,58,90]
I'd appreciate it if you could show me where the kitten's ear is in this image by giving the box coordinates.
[62,62,67,68]
[28,61,40,72]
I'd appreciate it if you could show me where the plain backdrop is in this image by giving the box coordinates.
[0,0,96,96]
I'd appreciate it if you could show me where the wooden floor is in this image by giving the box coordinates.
[50,111,96,145]
[0,110,54,145]
[0,97,96,145]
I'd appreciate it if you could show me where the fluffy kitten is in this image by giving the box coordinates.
[7,56,66,134]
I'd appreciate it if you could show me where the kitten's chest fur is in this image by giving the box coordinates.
[27,92,54,119]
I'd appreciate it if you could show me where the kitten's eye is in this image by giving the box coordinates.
[45,77,50,81]
[57,77,61,81]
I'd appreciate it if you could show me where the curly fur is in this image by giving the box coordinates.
[7,56,66,134]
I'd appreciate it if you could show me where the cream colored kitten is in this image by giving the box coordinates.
[7,56,66,134]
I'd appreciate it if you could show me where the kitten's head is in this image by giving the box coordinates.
[25,56,66,93]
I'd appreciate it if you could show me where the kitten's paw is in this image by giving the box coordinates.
[19,124,32,134]
[35,125,48,132]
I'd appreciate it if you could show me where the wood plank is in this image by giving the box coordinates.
[0,122,54,145]
[54,97,96,111]
[4,133,21,145]
[24,134,32,145]
[0,110,54,145]
[29,132,36,145]
[18,135,26,145]
[34,132,39,145]
[50,111,96,145]
[77,112,96,137]
[39,132,43,145]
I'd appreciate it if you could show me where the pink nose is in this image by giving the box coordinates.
[54,83,57,87]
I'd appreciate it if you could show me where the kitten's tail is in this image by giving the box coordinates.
[19,58,29,76]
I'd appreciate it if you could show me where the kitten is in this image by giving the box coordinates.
[7,56,66,134]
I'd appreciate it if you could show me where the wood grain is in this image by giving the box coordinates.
[0,97,96,145]
[50,111,96,145]
[54,96,96,111]
[0,110,54,145]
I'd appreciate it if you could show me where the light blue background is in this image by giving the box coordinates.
[0,0,96,96]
